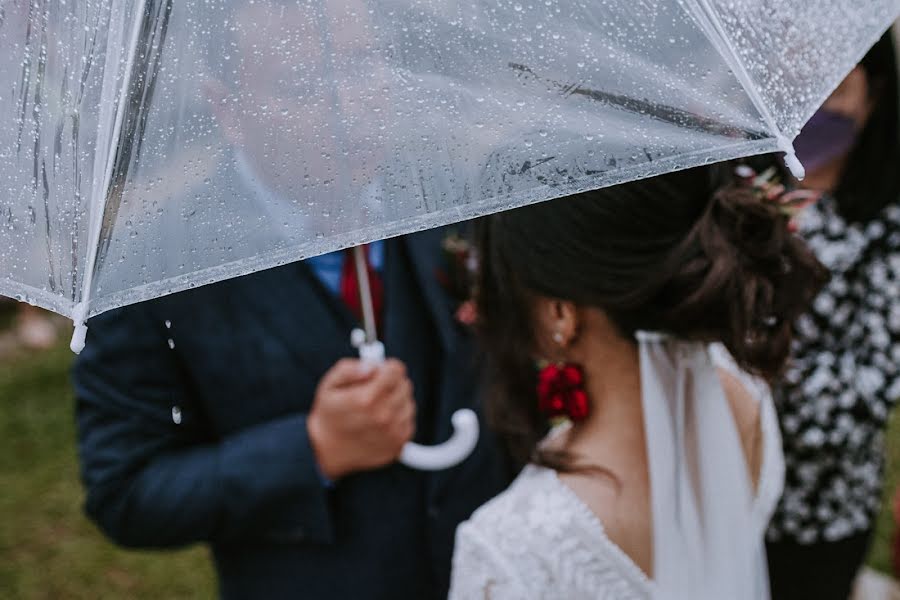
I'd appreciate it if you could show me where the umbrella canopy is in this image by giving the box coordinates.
[0,0,897,336]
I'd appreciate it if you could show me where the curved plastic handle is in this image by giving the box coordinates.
[353,332,480,471]
[399,408,480,471]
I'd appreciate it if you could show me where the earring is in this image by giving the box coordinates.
[552,331,564,345]
[536,361,590,422]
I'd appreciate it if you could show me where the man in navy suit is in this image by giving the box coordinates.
[74,226,509,600]
[74,1,509,597]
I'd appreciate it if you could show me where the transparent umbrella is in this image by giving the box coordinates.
[1,0,897,468]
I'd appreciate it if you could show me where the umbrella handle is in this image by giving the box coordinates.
[399,409,480,471]
[353,333,480,471]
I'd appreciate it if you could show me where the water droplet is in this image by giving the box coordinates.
[164,320,171,329]
[167,338,175,349]
[171,406,182,425]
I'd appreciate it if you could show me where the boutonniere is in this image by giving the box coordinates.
[436,230,479,326]
[734,165,822,232]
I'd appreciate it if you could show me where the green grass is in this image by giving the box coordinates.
[1,341,899,597]
[867,408,900,575]
[0,343,215,599]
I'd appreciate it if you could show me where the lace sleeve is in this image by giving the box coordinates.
[449,521,529,600]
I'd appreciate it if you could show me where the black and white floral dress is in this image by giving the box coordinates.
[767,195,900,544]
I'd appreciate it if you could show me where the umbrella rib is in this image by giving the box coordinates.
[508,62,767,140]
[71,0,150,352]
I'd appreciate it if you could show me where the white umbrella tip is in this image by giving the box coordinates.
[70,323,87,354]
[783,151,806,181]
[777,136,806,181]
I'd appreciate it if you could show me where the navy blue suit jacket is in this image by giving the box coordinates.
[74,228,510,599]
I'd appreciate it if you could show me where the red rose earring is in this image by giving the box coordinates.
[536,331,590,422]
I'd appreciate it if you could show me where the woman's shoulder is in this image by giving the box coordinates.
[452,465,565,598]
[458,463,608,576]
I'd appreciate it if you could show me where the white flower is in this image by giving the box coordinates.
[885,377,900,401]
[832,303,852,327]
[817,506,833,521]
[823,519,854,541]
[837,391,857,409]
[865,312,885,330]
[885,205,900,223]
[827,218,846,237]
[799,528,820,544]
[831,276,849,296]
[783,415,801,434]
[835,414,854,433]
[803,367,834,397]
[888,254,900,274]
[801,427,826,448]
[814,293,836,315]
[855,367,885,398]
[866,221,886,240]
[889,305,900,332]
[796,314,820,339]
[869,261,889,287]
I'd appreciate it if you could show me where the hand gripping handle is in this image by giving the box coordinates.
[354,334,480,471]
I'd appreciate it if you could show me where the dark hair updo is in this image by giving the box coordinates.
[476,165,828,466]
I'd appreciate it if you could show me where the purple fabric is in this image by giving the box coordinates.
[793,109,860,172]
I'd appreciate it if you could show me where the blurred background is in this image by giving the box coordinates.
[0,302,214,598]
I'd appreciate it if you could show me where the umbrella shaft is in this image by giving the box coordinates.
[353,245,378,343]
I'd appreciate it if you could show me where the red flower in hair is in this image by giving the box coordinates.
[436,230,479,326]
[537,363,590,421]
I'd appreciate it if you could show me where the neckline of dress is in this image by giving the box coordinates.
[524,464,655,591]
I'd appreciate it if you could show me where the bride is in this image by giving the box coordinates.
[450,165,827,599]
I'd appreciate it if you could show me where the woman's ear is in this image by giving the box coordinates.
[533,297,579,357]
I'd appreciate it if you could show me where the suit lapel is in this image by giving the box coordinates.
[231,260,358,376]
[401,229,459,354]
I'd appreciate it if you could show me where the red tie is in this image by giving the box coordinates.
[340,245,384,333]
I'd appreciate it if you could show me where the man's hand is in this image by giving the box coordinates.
[307,358,415,481]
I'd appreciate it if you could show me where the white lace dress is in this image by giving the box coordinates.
[449,351,784,600]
